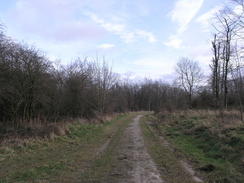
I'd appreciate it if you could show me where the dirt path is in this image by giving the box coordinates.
[113,115,164,183]
[82,114,202,183]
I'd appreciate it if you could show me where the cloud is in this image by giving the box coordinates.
[164,35,182,49]
[170,0,204,33]
[98,43,115,49]
[86,12,157,43]
[2,0,212,80]
[165,0,204,49]
[135,30,157,43]
[6,0,106,43]
[196,6,222,31]
[86,12,132,43]
[6,0,157,44]
[87,12,126,33]
[133,56,175,76]
[51,22,106,42]
[233,4,244,15]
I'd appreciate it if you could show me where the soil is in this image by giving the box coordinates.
[110,115,164,183]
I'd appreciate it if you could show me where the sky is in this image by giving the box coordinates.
[0,0,231,82]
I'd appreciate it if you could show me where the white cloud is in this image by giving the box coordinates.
[87,12,126,33]
[135,30,157,43]
[6,0,106,43]
[120,32,136,43]
[98,43,115,49]
[164,35,182,49]
[233,5,244,16]
[133,56,175,75]
[170,0,204,33]
[196,6,222,31]
[86,12,157,43]
[2,0,213,80]
[86,12,134,43]
[166,0,204,49]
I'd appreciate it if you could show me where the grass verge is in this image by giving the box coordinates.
[80,112,144,183]
[0,113,136,183]
[155,110,244,183]
[141,114,196,183]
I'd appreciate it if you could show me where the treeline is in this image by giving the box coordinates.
[209,0,244,116]
[205,0,244,118]
[1,0,244,131]
[0,29,188,130]
[171,0,244,116]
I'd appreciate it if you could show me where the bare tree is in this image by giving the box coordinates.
[213,9,239,108]
[210,34,222,108]
[93,58,117,114]
[175,58,203,107]
[230,44,244,120]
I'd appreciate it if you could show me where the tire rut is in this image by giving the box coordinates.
[113,115,164,183]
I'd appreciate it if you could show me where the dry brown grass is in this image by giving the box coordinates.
[0,113,120,147]
[160,109,243,130]
[155,109,244,183]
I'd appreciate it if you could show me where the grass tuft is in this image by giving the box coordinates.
[155,110,244,183]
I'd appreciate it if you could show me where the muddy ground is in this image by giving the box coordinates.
[110,115,164,183]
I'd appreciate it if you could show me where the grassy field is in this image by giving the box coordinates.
[0,113,137,183]
[150,110,244,183]
[141,115,197,183]
[79,112,139,183]
[2,110,242,183]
